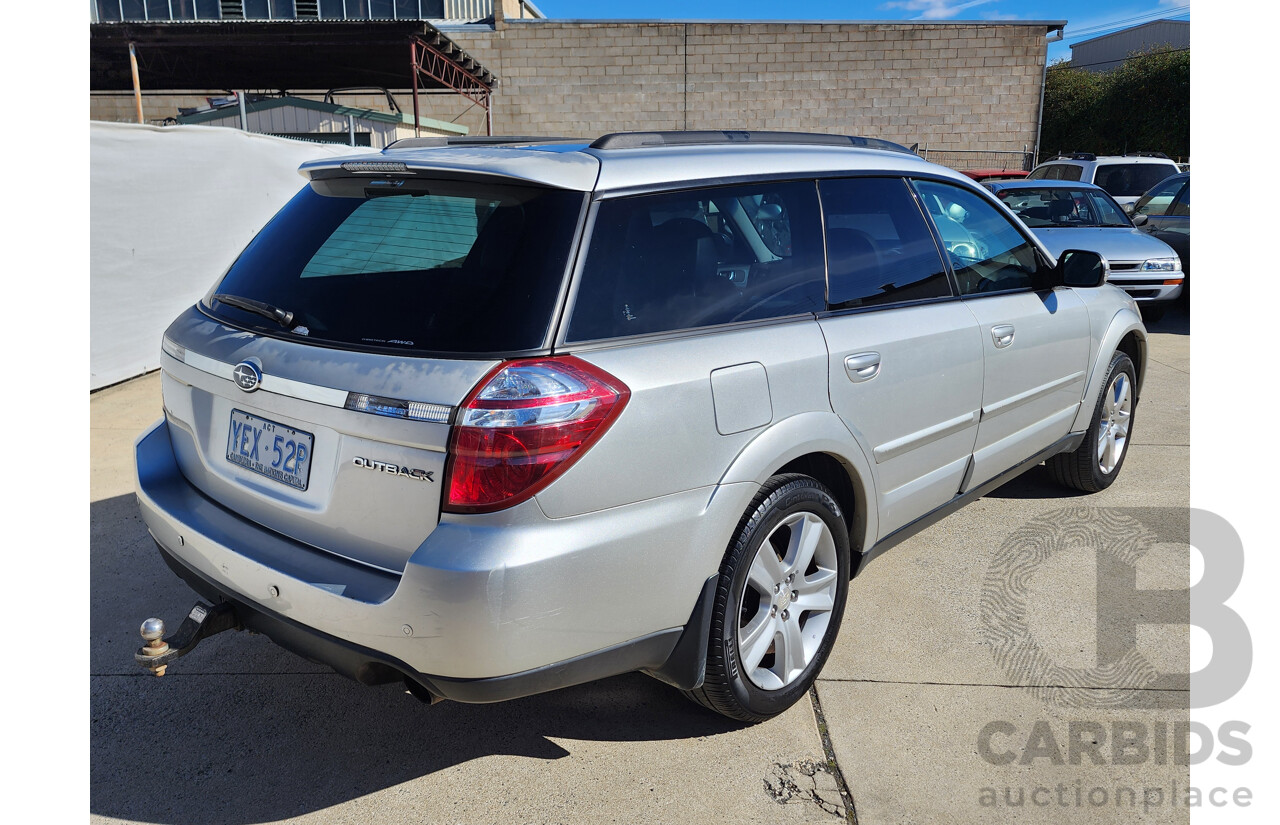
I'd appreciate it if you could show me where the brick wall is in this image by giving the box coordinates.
[91,20,1051,154]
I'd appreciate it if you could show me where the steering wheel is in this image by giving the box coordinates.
[948,241,985,267]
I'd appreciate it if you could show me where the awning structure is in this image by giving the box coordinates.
[90,21,496,134]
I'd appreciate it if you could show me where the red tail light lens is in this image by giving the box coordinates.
[443,357,630,513]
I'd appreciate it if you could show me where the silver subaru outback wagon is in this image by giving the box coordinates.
[134,131,1146,722]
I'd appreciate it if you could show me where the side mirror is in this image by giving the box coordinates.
[1131,213,1149,227]
[1057,249,1109,288]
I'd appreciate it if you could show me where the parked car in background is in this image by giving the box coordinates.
[1026,153,1182,208]
[1129,173,1190,290]
[134,131,1146,723]
[986,179,1183,320]
[960,169,1030,183]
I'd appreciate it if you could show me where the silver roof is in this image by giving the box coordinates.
[299,139,974,193]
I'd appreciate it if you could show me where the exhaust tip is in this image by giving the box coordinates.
[404,678,447,705]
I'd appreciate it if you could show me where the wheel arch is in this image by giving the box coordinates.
[717,411,878,558]
[1071,309,1148,433]
[1116,329,1147,395]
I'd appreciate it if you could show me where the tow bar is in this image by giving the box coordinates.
[135,602,241,676]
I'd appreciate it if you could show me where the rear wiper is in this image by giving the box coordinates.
[212,293,298,330]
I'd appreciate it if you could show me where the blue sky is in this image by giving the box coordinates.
[535,1,1191,63]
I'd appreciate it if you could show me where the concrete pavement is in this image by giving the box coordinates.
[90,306,1189,824]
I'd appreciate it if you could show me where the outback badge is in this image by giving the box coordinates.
[353,456,435,483]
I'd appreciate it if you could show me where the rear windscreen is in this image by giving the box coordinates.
[1093,164,1178,197]
[204,180,585,355]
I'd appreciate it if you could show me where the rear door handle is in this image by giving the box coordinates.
[844,352,881,383]
[991,325,1015,349]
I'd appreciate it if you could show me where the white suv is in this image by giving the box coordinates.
[1027,153,1181,207]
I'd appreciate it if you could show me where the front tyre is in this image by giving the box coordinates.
[685,474,850,722]
[1047,351,1136,492]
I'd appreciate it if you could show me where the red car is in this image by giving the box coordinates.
[960,169,1030,182]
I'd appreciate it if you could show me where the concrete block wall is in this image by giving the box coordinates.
[445,20,1050,152]
[90,20,1051,154]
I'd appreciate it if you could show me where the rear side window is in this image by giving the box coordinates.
[1131,175,1185,217]
[1170,181,1190,216]
[566,181,825,341]
[1093,163,1179,197]
[820,177,951,309]
[206,181,585,355]
[1028,164,1083,182]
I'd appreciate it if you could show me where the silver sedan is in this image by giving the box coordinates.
[985,179,1183,320]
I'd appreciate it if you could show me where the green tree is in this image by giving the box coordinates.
[1040,47,1190,162]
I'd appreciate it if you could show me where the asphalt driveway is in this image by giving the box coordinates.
[90,305,1190,825]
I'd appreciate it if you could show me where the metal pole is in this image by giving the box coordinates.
[485,94,493,137]
[128,43,144,124]
[411,41,421,138]
[1034,27,1063,167]
[237,90,248,131]
[348,115,355,147]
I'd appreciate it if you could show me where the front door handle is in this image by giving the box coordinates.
[991,325,1015,349]
[844,352,881,383]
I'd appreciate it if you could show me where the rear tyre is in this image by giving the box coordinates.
[684,474,850,722]
[1047,351,1136,493]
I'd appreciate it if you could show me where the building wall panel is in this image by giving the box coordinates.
[90,20,1053,154]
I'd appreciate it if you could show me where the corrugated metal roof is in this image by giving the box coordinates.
[90,20,495,91]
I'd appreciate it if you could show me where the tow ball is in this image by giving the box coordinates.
[135,602,241,676]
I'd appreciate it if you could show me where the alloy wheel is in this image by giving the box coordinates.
[736,511,840,690]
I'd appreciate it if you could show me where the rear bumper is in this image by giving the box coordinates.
[135,419,746,693]
[154,538,690,701]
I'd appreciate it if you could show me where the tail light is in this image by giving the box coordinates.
[443,357,630,514]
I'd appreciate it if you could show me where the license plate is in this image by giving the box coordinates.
[226,410,314,491]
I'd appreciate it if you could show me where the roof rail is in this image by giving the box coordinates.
[589,130,916,154]
[1124,151,1170,159]
[384,135,581,151]
[1052,152,1096,161]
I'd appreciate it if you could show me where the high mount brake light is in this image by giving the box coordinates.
[443,357,630,514]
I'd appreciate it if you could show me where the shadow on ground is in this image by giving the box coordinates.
[981,464,1093,499]
[1142,299,1189,336]
[90,494,742,825]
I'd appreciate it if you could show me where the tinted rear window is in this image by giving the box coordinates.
[566,181,825,342]
[820,177,951,309]
[1093,163,1179,197]
[206,180,585,355]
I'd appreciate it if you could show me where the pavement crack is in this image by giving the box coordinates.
[763,758,851,820]
[777,685,855,823]
[817,677,1188,693]
[1148,357,1189,375]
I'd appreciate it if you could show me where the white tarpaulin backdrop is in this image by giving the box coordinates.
[90,122,363,390]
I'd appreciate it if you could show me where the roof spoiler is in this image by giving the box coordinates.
[383,135,582,151]
[588,130,917,155]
